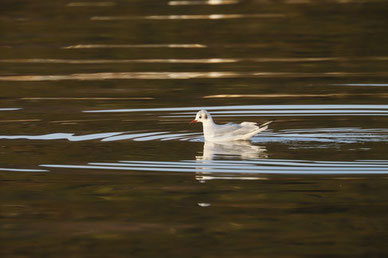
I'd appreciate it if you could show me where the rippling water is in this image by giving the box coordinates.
[40,152,388,176]
[1,0,388,257]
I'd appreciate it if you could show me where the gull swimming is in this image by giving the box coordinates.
[191,110,272,142]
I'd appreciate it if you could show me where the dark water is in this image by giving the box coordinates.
[1,0,388,257]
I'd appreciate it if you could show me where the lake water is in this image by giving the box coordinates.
[1,0,388,257]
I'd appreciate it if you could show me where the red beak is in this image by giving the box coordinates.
[190,120,197,124]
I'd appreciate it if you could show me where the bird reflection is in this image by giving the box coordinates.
[194,141,268,182]
[196,141,268,161]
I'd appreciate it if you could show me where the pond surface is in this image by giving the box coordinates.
[1,0,388,257]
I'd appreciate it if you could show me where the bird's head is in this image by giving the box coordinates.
[191,110,212,124]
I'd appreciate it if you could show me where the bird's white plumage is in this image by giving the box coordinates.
[191,110,272,142]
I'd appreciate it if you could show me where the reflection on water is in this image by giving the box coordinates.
[197,141,268,160]
[0,58,237,64]
[0,167,48,172]
[26,127,387,178]
[40,159,388,177]
[254,128,388,144]
[20,97,153,100]
[333,83,388,87]
[0,72,240,81]
[62,44,207,49]
[91,14,286,21]
[4,57,388,64]
[0,127,386,144]
[203,93,388,98]
[101,131,201,142]
[0,108,21,111]
[168,0,240,5]
[0,132,123,142]
[0,131,202,142]
[3,72,388,81]
[2,0,388,256]
[66,2,116,7]
[84,104,388,118]
[1,105,386,147]
[84,104,388,113]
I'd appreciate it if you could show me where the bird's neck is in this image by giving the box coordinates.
[202,120,215,140]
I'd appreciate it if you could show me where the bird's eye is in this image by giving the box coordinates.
[199,116,202,119]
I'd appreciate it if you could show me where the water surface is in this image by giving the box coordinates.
[1,0,388,257]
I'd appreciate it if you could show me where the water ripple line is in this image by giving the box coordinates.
[0,131,202,142]
[91,14,286,21]
[0,132,123,142]
[40,159,388,176]
[0,167,49,173]
[84,104,388,113]
[2,72,388,81]
[0,58,236,64]
[4,57,388,64]
[67,2,116,7]
[0,108,22,111]
[332,83,388,87]
[168,0,240,6]
[62,44,207,49]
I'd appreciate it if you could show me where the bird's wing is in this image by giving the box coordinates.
[240,122,257,127]
[214,122,259,137]
[213,123,242,137]
[231,122,259,136]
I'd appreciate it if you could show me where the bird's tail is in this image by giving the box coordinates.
[259,121,273,128]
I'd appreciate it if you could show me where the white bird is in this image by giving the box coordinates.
[191,110,272,142]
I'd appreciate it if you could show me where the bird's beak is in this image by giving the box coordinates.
[190,120,197,124]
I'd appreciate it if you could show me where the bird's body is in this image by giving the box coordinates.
[191,110,272,142]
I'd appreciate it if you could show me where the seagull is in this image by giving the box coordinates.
[191,110,272,142]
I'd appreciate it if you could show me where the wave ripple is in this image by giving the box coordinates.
[40,159,388,179]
